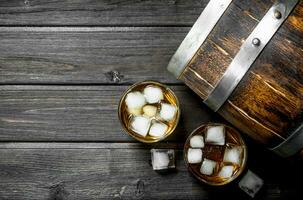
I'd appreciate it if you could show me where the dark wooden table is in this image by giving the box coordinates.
[0,0,302,199]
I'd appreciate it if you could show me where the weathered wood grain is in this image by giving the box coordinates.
[182,0,303,98]
[0,0,207,26]
[180,0,303,148]
[0,142,301,200]
[0,85,221,141]
[220,1,303,148]
[0,142,182,149]
[0,27,189,84]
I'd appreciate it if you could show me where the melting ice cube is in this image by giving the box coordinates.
[143,105,157,118]
[149,121,168,137]
[151,149,175,170]
[223,146,243,165]
[218,165,234,178]
[239,170,263,198]
[190,135,204,148]
[125,91,146,110]
[205,126,225,145]
[143,85,164,104]
[187,148,202,164]
[159,103,177,121]
[200,158,217,176]
[130,116,151,137]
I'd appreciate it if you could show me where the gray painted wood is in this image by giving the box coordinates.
[0,0,207,26]
[0,142,182,149]
[0,27,189,84]
[0,85,220,141]
[0,142,301,200]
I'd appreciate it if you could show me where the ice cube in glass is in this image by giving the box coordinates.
[205,126,225,145]
[130,116,151,137]
[159,103,177,122]
[143,85,164,104]
[190,135,204,148]
[187,148,202,164]
[223,145,243,165]
[200,158,217,176]
[218,165,234,178]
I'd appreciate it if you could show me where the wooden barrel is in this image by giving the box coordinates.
[167,0,303,157]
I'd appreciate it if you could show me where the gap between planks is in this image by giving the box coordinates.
[0,142,183,149]
[0,85,186,91]
[0,26,190,32]
[0,83,185,87]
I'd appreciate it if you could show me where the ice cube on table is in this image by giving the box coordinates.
[125,91,146,110]
[187,148,202,164]
[200,158,217,176]
[143,105,157,118]
[218,165,234,178]
[149,121,168,137]
[159,103,177,121]
[205,126,225,145]
[239,170,264,198]
[151,149,175,170]
[223,145,243,165]
[130,116,151,137]
[190,135,204,148]
[143,85,164,104]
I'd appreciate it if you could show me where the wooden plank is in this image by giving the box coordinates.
[0,27,188,84]
[0,142,183,149]
[0,85,221,141]
[0,142,301,200]
[0,0,207,26]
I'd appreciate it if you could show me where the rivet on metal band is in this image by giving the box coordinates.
[203,0,299,112]
[167,0,233,78]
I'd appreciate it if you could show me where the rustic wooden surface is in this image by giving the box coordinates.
[0,0,302,199]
